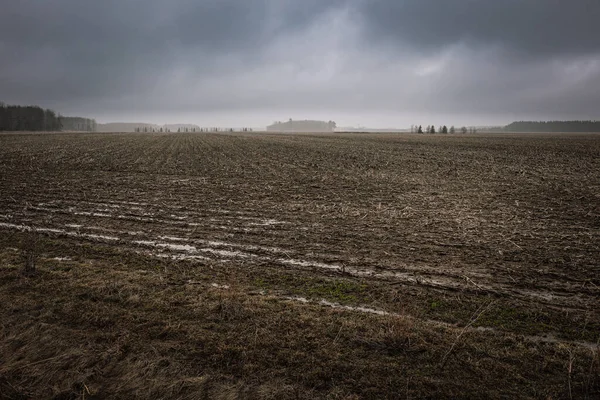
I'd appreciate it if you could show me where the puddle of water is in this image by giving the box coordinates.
[211,283,230,289]
[279,258,344,271]
[0,221,590,309]
[160,243,196,252]
[199,248,253,258]
[133,240,196,252]
[73,211,113,218]
[149,252,211,261]
[134,239,252,259]
[23,204,270,235]
[0,222,119,242]
[85,234,119,241]
[284,296,392,317]
[283,296,599,350]
[160,236,287,255]
[159,236,187,242]
[318,298,390,316]
[247,219,288,226]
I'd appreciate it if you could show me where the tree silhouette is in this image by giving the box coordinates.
[0,103,98,132]
[503,121,600,132]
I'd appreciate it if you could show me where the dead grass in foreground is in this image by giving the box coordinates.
[0,132,599,398]
[0,237,598,399]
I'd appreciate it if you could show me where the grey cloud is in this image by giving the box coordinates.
[0,0,343,63]
[358,0,600,59]
[0,1,340,101]
[1,0,599,126]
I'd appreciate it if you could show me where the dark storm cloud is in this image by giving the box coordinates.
[358,0,600,59]
[1,0,599,125]
[350,0,600,119]
[0,0,338,57]
[0,0,342,103]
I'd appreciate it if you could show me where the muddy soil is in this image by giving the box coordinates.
[0,131,598,398]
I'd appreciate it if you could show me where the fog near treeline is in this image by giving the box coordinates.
[0,103,96,132]
[1,102,599,133]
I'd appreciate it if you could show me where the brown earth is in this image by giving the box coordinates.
[0,131,599,399]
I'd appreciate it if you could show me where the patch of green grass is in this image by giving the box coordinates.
[251,273,368,304]
[430,300,443,310]
[475,306,555,336]
[253,277,270,289]
[305,280,367,303]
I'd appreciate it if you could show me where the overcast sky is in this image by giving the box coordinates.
[1,0,599,128]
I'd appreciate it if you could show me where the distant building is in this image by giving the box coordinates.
[266,119,336,132]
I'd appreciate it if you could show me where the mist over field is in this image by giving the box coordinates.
[1,0,600,127]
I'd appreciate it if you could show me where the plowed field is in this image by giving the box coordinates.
[1,131,599,399]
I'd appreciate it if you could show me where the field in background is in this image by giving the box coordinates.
[0,131,599,399]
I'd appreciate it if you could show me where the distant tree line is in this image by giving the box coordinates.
[0,102,96,132]
[135,126,170,133]
[267,119,335,132]
[504,121,600,133]
[411,125,475,134]
[60,116,97,132]
[0,102,62,131]
[134,127,254,133]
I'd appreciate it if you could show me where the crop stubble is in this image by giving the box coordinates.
[0,131,598,398]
